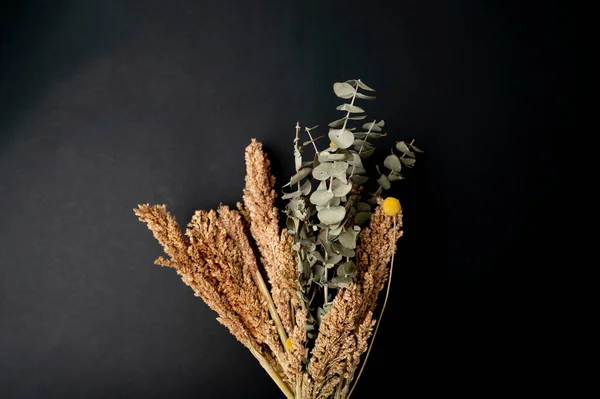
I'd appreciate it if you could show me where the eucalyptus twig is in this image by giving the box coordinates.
[349,119,376,179]
[304,126,320,154]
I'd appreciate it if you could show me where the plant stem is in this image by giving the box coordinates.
[323,227,330,305]
[248,345,295,399]
[349,119,376,179]
[254,269,289,350]
[305,126,319,154]
[347,216,397,398]
[340,86,358,133]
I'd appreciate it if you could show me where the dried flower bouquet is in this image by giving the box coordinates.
[134,79,421,398]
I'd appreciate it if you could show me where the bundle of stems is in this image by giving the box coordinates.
[134,80,420,398]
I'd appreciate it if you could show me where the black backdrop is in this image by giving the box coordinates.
[1,1,570,398]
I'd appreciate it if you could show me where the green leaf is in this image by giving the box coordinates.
[349,115,368,120]
[383,154,402,172]
[328,117,346,128]
[338,230,357,249]
[348,164,366,175]
[328,223,344,237]
[337,104,365,113]
[286,217,299,233]
[376,175,391,190]
[355,92,376,100]
[327,276,353,288]
[376,120,385,127]
[312,163,332,180]
[325,253,343,268]
[396,141,415,158]
[353,132,386,139]
[362,123,382,132]
[356,202,371,212]
[331,179,352,197]
[288,168,312,185]
[300,179,312,195]
[351,175,369,185]
[331,161,348,179]
[333,82,355,99]
[328,129,354,149]
[332,242,355,258]
[353,139,374,149]
[400,157,416,167]
[312,264,324,281]
[388,171,405,181]
[354,211,371,225]
[356,80,375,91]
[318,152,346,162]
[310,190,334,205]
[409,143,424,153]
[317,206,346,225]
[282,190,302,199]
[336,261,357,277]
[359,148,375,158]
[302,135,324,147]
[346,153,362,166]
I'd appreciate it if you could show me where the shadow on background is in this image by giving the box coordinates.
[0,0,128,154]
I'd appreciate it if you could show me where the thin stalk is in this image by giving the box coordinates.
[254,269,289,350]
[347,216,398,398]
[349,119,376,179]
[305,126,319,154]
[248,345,295,399]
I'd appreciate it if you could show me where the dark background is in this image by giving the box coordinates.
[1,0,571,397]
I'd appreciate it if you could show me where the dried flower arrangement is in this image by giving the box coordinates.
[134,79,422,398]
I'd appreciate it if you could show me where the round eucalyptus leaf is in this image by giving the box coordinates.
[400,157,416,167]
[362,122,382,132]
[282,190,302,200]
[331,179,352,197]
[318,206,346,225]
[355,92,376,100]
[328,276,353,288]
[312,163,333,180]
[338,230,357,249]
[310,190,334,205]
[325,253,343,268]
[351,175,369,185]
[333,82,355,99]
[356,202,371,212]
[336,103,365,113]
[328,129,354,149]
[354,211,371,225]
[328,117,346,128]
[376,175,391,190]
[300,179,312,195]
[396,141,415,158]
[384,154,402,172]
[388,171,405,181]
[356,80,375,91]
[409,143,424,153]
[332,242,355,258]
[336,261,357,278]
[289,168,312,185]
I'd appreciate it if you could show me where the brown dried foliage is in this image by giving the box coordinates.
[134,140,404,399]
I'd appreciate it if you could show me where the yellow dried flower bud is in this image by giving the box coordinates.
[382,197,401,216]
[286,337,293,352]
